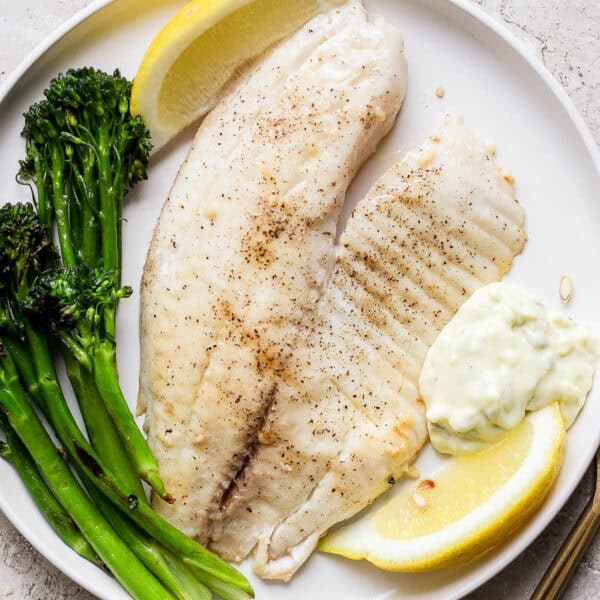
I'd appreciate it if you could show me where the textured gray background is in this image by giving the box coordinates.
[0,1,599,598]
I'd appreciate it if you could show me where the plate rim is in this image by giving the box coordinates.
[0,1,598,599]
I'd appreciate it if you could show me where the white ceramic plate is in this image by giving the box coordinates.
[1,1,599,598]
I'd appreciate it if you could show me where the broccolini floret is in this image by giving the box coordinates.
[0,202,56,300]
[19,67,151,273]
[27,265,131,367]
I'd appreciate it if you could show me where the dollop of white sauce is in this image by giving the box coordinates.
[419,282,598,454]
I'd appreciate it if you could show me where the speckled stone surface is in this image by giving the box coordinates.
[0,1,598,599]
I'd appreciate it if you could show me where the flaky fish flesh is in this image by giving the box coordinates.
[139,0,407,541]
[212,116,527,579]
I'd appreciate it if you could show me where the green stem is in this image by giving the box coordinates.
[89,483,211,600]
[98,125,119,276]
[69,186,82,263]
[2,336,44,413]
[58,331,92,371]
[64,353,143,497]
[20,324,121,489]
[0,415,101,567]
[49,144,76,267]
[0,353,173,600]
[158,548,213,600]
[80,153,100,267]
[103,304,117,345]
[29,145,51,230]
[189,565,253,600]
[91,339,168,499]
[112,152,125,284]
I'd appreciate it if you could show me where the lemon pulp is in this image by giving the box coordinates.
[374,419,531,540]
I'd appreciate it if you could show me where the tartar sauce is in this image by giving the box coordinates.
[419,282,598,454]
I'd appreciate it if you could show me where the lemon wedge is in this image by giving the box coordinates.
[131,0,344,149]
[319,404,565,571]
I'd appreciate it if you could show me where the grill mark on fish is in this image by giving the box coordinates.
[331,269,425,377]
[337,249,437,346]
[341,229,450,329]
[368,199,506,272]
[342,225,460,319]
[394,194,520,258]
[351,211,469,308]
[364,202,493,297]
[384,190,514,262]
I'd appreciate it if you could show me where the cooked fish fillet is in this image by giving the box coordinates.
[139,0,407,540]
[212,115,527,579]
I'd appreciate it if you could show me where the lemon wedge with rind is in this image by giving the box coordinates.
[319,404,565,571]
[131,0,345,150]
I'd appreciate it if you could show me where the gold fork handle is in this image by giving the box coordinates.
[530,502,600,600]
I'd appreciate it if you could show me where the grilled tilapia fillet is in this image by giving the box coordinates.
[213,116,527,579]
[139,1,407,540]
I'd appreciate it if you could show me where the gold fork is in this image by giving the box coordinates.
[530,451,600,600]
